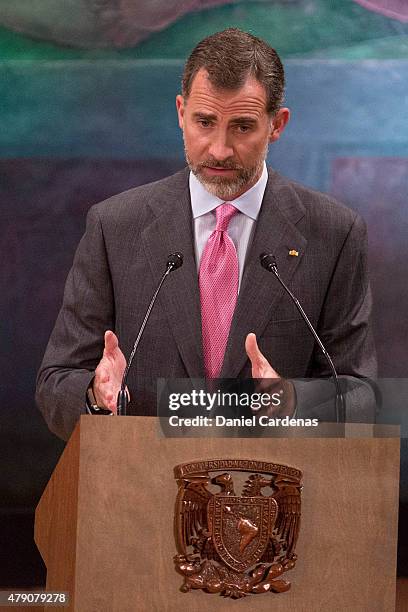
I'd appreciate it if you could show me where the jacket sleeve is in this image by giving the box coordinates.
[36,206,114,440]
[294,213,378,423]
[312,213,377,379]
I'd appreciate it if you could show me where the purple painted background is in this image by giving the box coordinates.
[331,157,408,377]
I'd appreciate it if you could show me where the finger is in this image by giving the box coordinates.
[104,330,119,356]
[106,396,118,414]
[245,333,267,369]
[245,332,279,379]
[103,387,119,413]
[94,380,118,410]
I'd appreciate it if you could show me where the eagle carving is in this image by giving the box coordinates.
[173,459,302,598]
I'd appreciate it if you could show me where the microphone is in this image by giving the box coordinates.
[260,253,345,423]
[116,252,184,416]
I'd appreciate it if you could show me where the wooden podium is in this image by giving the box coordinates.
[35,417,399,611]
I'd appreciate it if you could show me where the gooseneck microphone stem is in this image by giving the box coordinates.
[117,252,183,416]
[260,253,345,423]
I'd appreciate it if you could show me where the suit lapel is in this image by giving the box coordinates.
[221,170,308,378]
[141,171,205,377]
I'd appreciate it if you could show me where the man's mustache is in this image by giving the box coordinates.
[198,159,243,171]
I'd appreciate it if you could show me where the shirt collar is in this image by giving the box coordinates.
[189,162,268,221]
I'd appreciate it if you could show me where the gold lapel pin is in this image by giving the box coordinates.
[289,249,299,257]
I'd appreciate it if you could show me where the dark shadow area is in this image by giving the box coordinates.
[0,511,46,587]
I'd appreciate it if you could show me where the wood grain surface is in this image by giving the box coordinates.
[36,417,400,611]
[35,425,80,610]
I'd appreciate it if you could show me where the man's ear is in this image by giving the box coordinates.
[176,95,185,130]
[269,107,290,143]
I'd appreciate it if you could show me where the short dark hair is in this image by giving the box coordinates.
[182,28,285,115]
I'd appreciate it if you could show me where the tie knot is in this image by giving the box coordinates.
[215,203,238,232]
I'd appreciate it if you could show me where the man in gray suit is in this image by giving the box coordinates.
[36,29,376,440]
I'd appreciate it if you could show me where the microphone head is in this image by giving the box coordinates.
[260,252,276,272]
[167,252,183,271]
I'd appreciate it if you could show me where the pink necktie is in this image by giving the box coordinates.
[199,203,239,378]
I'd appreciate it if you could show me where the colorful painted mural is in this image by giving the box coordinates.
[354,0,408,22]
[0,1,407,49]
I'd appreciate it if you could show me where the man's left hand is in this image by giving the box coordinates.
[245,332,280,378]
[245,332,296,417]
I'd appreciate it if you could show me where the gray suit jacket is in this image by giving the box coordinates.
[36,167,377,439]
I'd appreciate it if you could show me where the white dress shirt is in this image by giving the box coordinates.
[189,163,268,290]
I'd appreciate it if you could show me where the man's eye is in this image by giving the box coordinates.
[236,124,251,133]
[198,119,212,128]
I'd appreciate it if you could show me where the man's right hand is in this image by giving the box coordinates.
[93,330,127,413]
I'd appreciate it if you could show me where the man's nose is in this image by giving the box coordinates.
[207,130,234,161]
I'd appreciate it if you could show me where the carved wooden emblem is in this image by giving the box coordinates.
[173,459,302,598]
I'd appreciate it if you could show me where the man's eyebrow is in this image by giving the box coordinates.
[191,112,259,125]
[192,112,217,120]
[229,117,258,125]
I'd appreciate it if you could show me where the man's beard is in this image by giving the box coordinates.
[184,141,268,200]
